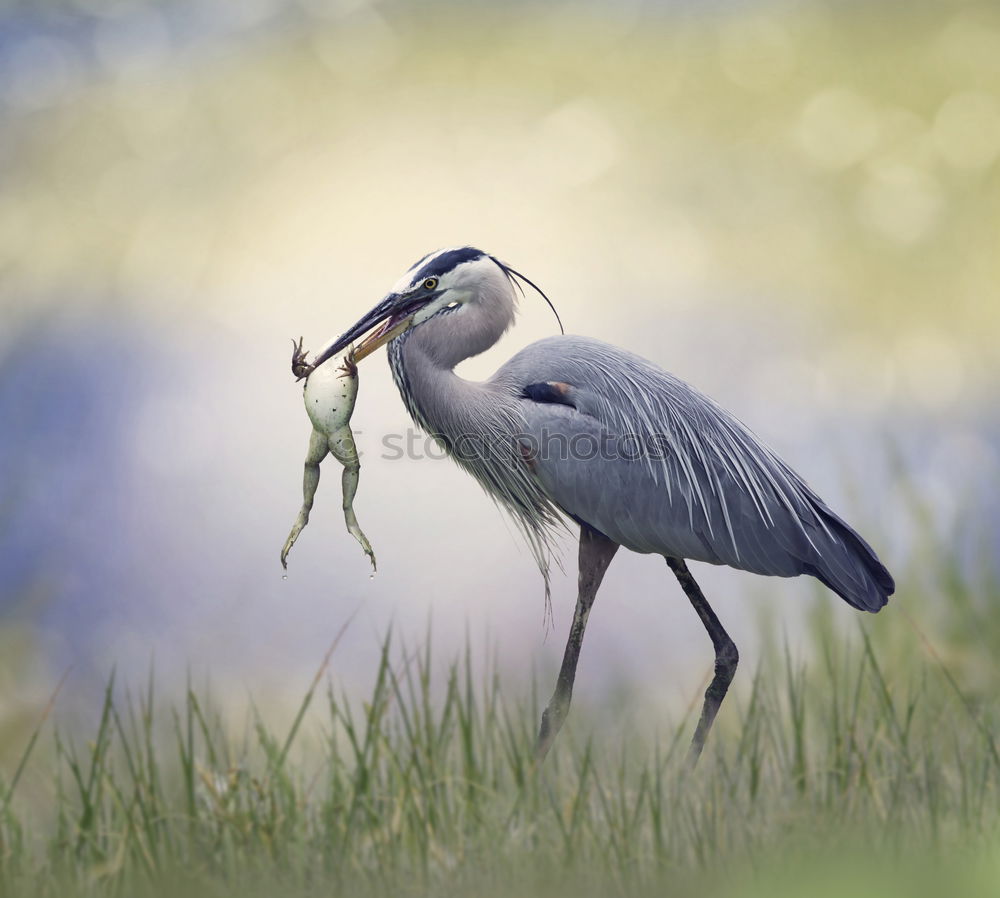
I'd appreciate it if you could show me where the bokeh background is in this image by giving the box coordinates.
[2,0,998,728]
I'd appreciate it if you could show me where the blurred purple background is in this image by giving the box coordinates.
[2,0,999,719]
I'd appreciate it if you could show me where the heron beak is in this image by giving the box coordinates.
[309,292,431,369]
[352,314,417,362]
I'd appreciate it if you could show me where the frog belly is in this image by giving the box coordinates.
[303,358,358,435]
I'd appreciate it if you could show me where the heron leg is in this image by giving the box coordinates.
[535,525,619,762]
[281,429,328,568]
[331,430,376,571]
[666,557,739,766]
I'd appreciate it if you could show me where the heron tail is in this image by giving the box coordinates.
[803,505,895,613]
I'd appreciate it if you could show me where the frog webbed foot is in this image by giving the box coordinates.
[340,347,359,379]
[352,525,377,572]
[281,515,308,569]
[291,336,314,381]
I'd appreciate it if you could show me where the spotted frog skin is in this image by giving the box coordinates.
[281,342,375,570]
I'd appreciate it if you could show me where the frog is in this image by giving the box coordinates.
[280,337,376,571]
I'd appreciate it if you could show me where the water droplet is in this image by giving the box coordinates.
[282,574,288,581]
[369,573,374,581]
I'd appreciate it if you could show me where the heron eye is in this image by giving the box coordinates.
[423,277,439,290]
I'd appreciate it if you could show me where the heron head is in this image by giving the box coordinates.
[308,247,562,369]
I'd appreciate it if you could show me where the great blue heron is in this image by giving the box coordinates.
[291,246,895,764]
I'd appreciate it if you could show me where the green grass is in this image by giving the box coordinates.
[2,587,1000,898]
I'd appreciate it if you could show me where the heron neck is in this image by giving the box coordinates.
[389,333,510,442]
[384,300,561,583]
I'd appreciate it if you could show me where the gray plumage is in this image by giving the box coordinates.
[301,246,895,763]
[501,336,893,613]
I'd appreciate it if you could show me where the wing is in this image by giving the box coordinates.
[496,335,894,612]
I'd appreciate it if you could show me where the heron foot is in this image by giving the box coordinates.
[291,336,314,381]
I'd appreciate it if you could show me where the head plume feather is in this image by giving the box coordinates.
[490,256,565,335]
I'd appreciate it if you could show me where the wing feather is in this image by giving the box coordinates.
[499,335,894,611]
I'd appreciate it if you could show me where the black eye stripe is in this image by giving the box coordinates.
[411,246,485,282]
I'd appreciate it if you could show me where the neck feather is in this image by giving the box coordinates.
[385,311,563,592]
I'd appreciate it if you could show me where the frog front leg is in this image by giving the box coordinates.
[281,428,329,569]
[330,428,376,571]
[291,336,314,381]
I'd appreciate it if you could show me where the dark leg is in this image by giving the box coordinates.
[665,557,739,766]
[535,525,619,762]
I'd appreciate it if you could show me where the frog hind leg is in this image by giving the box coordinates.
[281,428,329,569]
[330,428,376,571]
